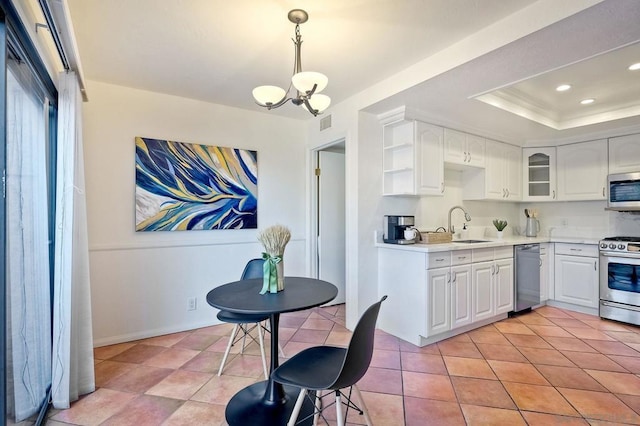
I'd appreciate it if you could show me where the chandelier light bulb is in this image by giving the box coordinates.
[305,94,331,114]
[252,85,286,106]
[292,71,328,95]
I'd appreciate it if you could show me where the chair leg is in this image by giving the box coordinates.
[287,388,307,426]
[352,384,373,426]
[218,324,239,376]
[256,320,268,380]
[335,390,344,426]
[313,390,322,425]
[240,324,248,354]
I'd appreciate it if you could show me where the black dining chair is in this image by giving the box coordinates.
[271,295,387,426]
[217,258,271,379]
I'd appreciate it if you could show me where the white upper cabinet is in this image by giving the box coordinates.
[382,119,444,196]
[444,129,485,168]
[416,122,445,195]
[523,147,557,201]
[463,140,521,201]
[609,133,640,174]
[557,140,607,201]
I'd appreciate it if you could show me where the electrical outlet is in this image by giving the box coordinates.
[187,297,197,311]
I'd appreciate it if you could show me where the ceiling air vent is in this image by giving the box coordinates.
[320,114,332,131]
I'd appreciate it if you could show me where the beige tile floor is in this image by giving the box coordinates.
[35,304,640,425]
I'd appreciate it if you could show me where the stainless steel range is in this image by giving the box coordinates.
[599,236,640,325]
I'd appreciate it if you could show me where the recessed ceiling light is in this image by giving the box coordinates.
[556,84,571,92]
[580,98,595,105]
[629,63,640,71]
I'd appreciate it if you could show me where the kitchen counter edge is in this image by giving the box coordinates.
[375,236,600,252]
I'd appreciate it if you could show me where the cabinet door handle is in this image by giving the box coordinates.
[458,256,467,260]
[496,264,500,274]
[602,187,605,197]
[503,188,506,198]
[491,264,495,275]
[539,259,542,267]
[570,248,583,252]
[594,261,597,271]
[467,152,471,162]
[447,272,451,283]
[435,258,445,262]
[552,190,556,199]
[506,188,510,198]
[441,182,445,193]
[452,272,457,283]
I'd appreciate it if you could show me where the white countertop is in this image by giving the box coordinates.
[375,235,600,252]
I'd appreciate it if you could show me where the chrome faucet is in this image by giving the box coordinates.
[448,206,471,234]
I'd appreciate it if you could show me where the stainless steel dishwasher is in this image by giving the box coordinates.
[513,244,540,313]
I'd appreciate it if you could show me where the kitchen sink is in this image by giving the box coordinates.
[453,240,490,244]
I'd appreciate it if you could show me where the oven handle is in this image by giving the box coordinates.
[600,252,640,260]
[602,301,640,313]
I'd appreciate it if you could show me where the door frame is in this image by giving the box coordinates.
[309,138,347,300]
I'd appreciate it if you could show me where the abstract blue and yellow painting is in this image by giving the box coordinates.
[135,137,257,231]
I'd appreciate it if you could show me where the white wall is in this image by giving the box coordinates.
[83,81,307,346]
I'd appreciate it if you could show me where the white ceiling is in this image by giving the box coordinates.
[66,0,640,145]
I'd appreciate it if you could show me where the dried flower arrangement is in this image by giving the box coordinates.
[258,224,291,294]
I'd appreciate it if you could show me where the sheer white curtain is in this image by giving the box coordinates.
[51,71,95,408]
[5,60,52,422]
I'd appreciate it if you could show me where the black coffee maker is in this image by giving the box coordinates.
[383,215,416,244]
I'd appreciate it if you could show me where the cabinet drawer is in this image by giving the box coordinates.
[494,246,513,260]
[472,248,494,263]
[554,243,598,257]
[427,252,451,268]
[451,250,472,265]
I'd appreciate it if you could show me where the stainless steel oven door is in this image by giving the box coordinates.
[600,252,640,305]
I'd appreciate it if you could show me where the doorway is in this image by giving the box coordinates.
[314,141,346,305]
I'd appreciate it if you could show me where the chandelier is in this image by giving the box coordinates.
[252,9,330,117]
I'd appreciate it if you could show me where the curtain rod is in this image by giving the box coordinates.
[36,0,88,101]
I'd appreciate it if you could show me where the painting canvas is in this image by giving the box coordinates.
[135,137,257,231]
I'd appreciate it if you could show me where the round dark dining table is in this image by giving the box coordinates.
[206,276,338,426]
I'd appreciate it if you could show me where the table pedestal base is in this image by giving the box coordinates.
[225,381,315,426]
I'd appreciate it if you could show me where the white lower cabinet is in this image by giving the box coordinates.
[379,246,514,346]
[495,258,514,314]
[472,262,494,322]
[426,255,472,336]
[554,244,599,309]
[426,267,450,336]
[472,257,513,321]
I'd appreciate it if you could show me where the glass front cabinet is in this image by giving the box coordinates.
[522,147,557,201]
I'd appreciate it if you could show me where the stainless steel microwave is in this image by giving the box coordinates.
[607,172,640,211]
